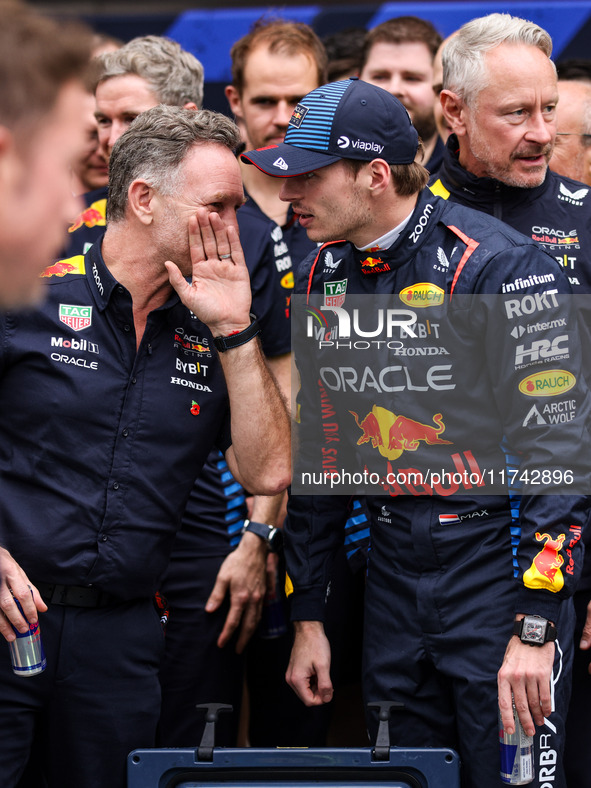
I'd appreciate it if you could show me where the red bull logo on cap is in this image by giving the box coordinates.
[289,103,309,128]
[350,405,452,461]
[400,283,444,307]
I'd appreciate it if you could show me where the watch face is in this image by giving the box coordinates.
[522,617,546,644]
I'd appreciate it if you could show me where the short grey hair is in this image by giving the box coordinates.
[443,13,554,106]
[577,87,591,146]
[584,102,591,147]
[92,35,204,108]
[107,105,241,222]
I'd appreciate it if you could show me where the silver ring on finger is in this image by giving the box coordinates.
[219,253,233,259]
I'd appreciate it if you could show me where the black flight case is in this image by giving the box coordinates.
[127,702,461,788]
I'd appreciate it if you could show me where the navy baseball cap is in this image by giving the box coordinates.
[241,77,419,177]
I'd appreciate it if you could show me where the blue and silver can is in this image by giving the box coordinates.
[499,703,534,785]
[8,597,46,677]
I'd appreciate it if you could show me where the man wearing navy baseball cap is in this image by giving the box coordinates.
[244,77,590,788]
[242,76,418,177]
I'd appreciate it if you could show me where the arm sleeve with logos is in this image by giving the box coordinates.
[285,249,351,621]
[473,242,591,622]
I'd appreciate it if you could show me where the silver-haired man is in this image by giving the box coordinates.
[431,15,591,784]
[63,34,204,258]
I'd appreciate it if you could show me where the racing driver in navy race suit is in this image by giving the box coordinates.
[242,77,591,788]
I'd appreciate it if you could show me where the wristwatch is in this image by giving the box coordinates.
[213,313,260,353]
[513,615,557,646]
[241,520,283,553]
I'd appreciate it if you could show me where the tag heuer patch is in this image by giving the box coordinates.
[324,279,347,307]
[59,304,92,331]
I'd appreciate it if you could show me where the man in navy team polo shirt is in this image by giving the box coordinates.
[0,105,290,788]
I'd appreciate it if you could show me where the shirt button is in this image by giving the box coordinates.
[117,286,125,294]
[123,324,131,332]
[113,481,119,490]
[122,428,129,437]
[100,534,108,542]
[131,377,137,384]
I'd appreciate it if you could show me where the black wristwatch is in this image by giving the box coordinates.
[213,313,260,353]
[241,519,283,553]
[513,615,557,646]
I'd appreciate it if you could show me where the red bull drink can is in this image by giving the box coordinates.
[8,596,46,677]
[499,703,534,784]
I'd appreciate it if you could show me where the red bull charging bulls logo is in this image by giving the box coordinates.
[349,405,452,461]
[40,257,85,278]
[523,532,566,593]
[68,199,107,233]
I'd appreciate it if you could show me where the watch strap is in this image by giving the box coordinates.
[242,520,273,542]
[213,313,260,353]
[242,519,283,553]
